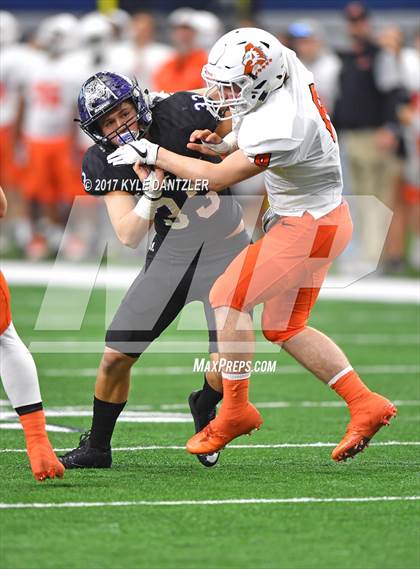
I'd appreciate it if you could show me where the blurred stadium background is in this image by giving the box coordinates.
[0,0,419,276]
[1,4,419,568]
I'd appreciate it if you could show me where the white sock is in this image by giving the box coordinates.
[327,365,353,387]
[221,372,251,381]
[0,322,42,409]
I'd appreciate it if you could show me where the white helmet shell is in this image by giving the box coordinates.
[36,13,78,54]
[202,27,287,120]
[0,11,20,47]
[80,12,113,44]
[193,11,223,50]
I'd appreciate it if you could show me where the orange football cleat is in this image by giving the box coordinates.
[332,392,397,462]
[27,441,65,481]
[186,403,263,455]
[19,410,65,481]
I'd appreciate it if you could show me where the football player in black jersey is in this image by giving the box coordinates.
[59,72,250,469]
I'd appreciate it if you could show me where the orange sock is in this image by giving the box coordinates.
[217,375,250,423]
[19,409,49,447]
[329,367,371,405]
[19,410,64,481]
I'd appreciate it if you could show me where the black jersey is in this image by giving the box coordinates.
[82,92,243,255]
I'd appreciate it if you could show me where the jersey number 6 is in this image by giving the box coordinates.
[309,83,336,143]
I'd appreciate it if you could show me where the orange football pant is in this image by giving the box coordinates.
[0,270,12,335]
[22,137,83,205]
[0,125,22,188]
[210,201,353,343]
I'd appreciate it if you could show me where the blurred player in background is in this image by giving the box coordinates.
[0,187,64,481]
[332,2,404,270]
[0,11,35,253]
[109,28,398,462]
[378,26,420,272]
[287,19,341,112]
[110,12,173,92]
[0,12,27,192]
[193,10,224,52]
[152,8,208,92]
[106,8,131,43]
[15,13,82,259]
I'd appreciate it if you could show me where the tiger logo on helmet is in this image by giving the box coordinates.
[242,43,272,77]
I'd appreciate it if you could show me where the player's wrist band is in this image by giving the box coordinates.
[133,195,160,220]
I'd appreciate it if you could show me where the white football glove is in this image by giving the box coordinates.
[107,139,159,166]
[202,130,238,156]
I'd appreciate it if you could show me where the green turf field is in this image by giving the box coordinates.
[1,285,419,569]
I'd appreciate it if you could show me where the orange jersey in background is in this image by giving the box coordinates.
[152,49,208,92]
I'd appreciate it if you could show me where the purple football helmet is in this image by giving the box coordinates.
[77,71,152,150]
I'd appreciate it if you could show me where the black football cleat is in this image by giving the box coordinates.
[188,391,220,468]
[59,431,112,469]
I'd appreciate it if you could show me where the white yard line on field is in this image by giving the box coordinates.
[0,409,192,424]
[40,364,420,378]
[0,399,418,416]
[0,399,418,419]
[27,336,420,353]
[1,441,419,453]
[160,399,419,410]
[2,261,419,303]
[0,496,419,510]
[0,423,77,433]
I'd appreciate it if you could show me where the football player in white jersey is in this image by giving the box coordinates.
[0,11,35,191]
[16,14,82,258]
[108,28,397,462]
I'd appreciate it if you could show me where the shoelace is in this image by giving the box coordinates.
[62,431,91,458]
[78,430,91,446]
[201,422,229,443]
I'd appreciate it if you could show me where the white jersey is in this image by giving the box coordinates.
[22,51,80,140]
[109,42,174,91]
[0,44,37,127]
[400,48,420,188]
[237,48,343,219]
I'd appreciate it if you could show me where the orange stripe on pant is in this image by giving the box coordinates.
[0,270,12,335]
[209,201,353,343]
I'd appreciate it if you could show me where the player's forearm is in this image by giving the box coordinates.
[114,211,152,248]
[155,148,228,193]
